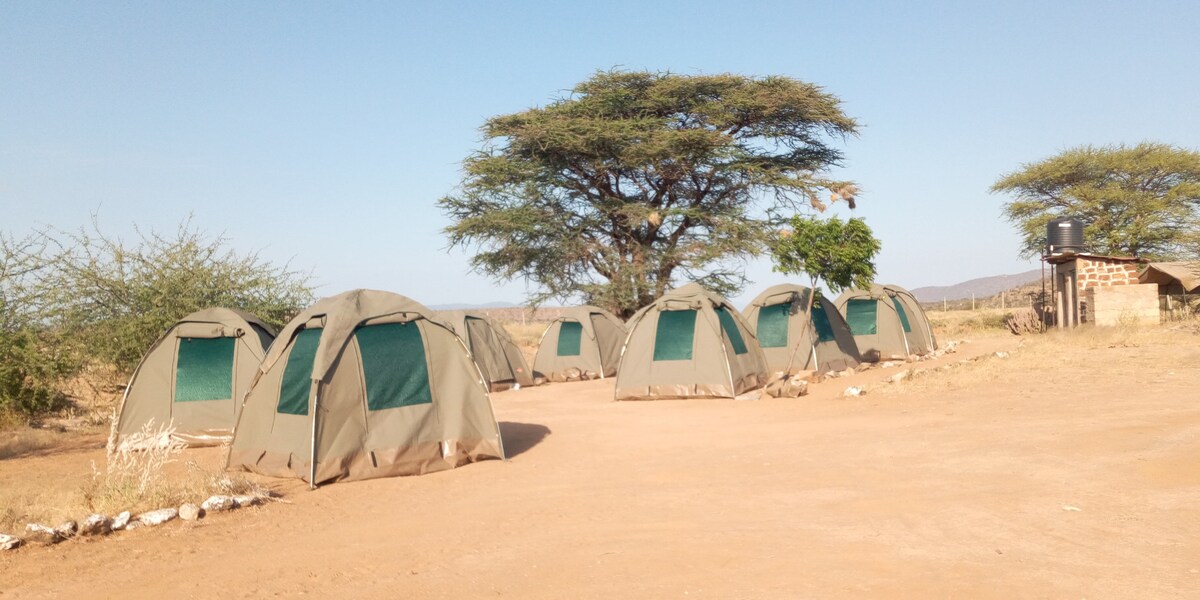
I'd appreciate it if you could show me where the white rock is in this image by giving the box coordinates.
[124,520,141,531]
[0,533,22,551]
[1062,505,1082,512]
[233,495,263,508]
[202,495,237,512]
[79,514,112,537]
[137,508,178,527]
[54,520,79,539]
[842,386,865,397]
[179,503,203,521]
[24,523,61,545]
[110,511,132,531]
[887,371,910,384]
[994,351,1010,359]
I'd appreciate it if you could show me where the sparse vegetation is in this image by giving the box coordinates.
[0,217,314,422]
[926,308,1010,338]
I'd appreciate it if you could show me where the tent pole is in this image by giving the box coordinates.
[309,381,319,490]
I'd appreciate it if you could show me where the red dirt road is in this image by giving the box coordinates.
[2,332,1199,599]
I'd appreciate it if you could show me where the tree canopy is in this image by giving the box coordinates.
[992,142,1200,259]
[770,215,880,313]
[440,70,859,318]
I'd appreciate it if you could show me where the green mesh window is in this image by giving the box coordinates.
[714,306,748,355]
[756,302,790,348]
[653,309,696,361]
[556,320,583,356]
[174,337,235,402]
[845,299,878,336]
[278,328,322,416]
[892,298,913,333]
[354,321,432,411]
[811,304,837,342]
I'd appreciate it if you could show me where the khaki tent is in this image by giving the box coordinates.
[615,283,768,401]
[113,308,275,448]
[437,310,535,391]
[1140,261,1200,294]
[833,284,937,361]
[227,290,503,487]
[742,284,860,374]
[533,306,626,381]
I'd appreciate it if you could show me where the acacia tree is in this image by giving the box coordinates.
[440,70,859,318]
[992,142,1200,259]
[770,215,880,319]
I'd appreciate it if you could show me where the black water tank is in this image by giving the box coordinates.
[1046,217,1084,255]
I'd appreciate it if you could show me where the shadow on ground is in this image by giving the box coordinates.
[498,422,551,459]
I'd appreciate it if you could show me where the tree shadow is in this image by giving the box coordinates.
[498,421,551,459]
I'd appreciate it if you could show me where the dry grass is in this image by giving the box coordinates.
[0,422,266,534]
[879,322,1196,397]
[81,421,265,517]
[0,428,72,461]
[495,319,552,366]
[927,308,1011,338]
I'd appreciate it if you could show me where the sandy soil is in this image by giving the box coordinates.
[2,330,1199,599]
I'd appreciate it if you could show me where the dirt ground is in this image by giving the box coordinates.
[2,327,1199,599]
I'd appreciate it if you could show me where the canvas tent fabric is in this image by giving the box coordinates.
[113,308,276,448]
[615,283,768,401]
[1139,261,1200,294]
[226,289,504,487]
[742,284,860,374]
[886,285,937,354]
[436,310,535,391]
[533,306,626,381]
[833,284,937,361]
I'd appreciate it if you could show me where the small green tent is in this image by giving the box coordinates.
[614,283,768,400]
[833,284,937,361]
[113,308,275,448]
[533,306,626,381]
[743,284,860,374]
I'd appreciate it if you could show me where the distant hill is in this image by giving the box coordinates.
[910,269,1043,303]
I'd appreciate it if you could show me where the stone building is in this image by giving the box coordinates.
[1046,253,1156,327]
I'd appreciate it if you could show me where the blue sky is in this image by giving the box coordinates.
[3,1,1197,307]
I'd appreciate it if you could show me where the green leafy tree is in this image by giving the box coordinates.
[40,218,316,372]
[440,70,859,318]
[992,142,1200,259]
[770,215,881,318]
[1,232,77,421]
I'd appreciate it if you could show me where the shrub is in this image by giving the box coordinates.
[42,217,315,372]
[1,217,315,419]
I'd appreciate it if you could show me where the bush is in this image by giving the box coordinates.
[1,232,81,423]
[0,328,77,422]
[1,217,315,420]
[41,218,315,372]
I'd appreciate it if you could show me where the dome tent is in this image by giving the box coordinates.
[532,306,626,381]
[436,310,535,391]
[227,290,504,487]
[113,308,275,449]
[614,283,768,401]
[833,284,937,361]
[742,284,860,374]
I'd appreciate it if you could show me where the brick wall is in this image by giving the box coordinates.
[1076,257,1140,292]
